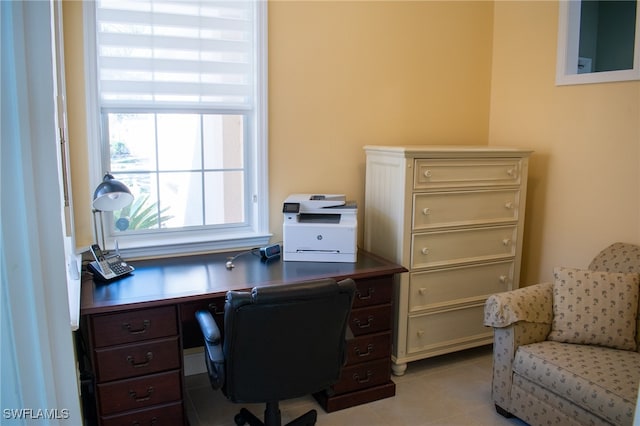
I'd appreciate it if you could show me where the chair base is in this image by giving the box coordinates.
[234,403,317,426]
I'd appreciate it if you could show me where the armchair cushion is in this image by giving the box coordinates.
[513,341,640,425]
[548,267,640,351]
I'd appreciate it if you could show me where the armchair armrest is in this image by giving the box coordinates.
[484,282,553,328]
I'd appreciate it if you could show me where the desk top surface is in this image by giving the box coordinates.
[80,250,406,315]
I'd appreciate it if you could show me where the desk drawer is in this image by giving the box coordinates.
[349,304,391,337]
[180,298,225,349]
[95,336,181,382]
[352,276,392,308]
[97,370,182,415]
[414,158,522,189]
[101,401,184,426]
[92,306,178,347]
[345,332,391,365]
[331,358,390,395]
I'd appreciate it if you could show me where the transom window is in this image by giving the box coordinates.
[86,0,269,256]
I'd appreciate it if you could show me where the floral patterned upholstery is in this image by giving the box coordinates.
[484,243,640,426]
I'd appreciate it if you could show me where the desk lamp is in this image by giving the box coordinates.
[92,172,134,250]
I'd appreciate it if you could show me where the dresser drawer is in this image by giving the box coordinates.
[409,261,514,312]
[413,189,519,230]
[94,336,181,382]
[92,306,178,348]
[414,158,523,189]
[101,401,184,426]
[349,304,392,337]
[411,225,517,269]
[345,332,391,365]
[352,276,392,308]
[407,303,492,355]
[97,370,182,415]
[331,358,390,395]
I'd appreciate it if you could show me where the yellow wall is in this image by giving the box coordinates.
[488,1,640,285]
[65,0,495,248]
[268,0,494,243]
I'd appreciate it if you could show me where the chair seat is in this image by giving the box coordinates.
[514,341,640,424]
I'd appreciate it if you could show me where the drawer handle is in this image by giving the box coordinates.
[352,370,373,384]
[418,287,427,295]
[422,208,431,216]
[122,319,150,335]
[132,418,158,426]
[502,239,511,246]
[504,202,514,209]
[499,275,508,283]
[355,287,375,301]
[127,352,153,368]
[506,168,516,177]
[423,170,432,178]
[208,303,224,316]
[421,247,429,255]
[417,330,425,337]
[353,315,374,329]
[129,386,154,403]
[354,343,374,358]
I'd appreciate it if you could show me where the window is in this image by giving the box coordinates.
[85,0,269,256]
[556,0,640,85]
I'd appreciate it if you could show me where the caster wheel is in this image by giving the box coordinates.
[234,413,247,425]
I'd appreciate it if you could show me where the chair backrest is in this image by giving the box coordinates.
[221,278,356,403]
[588,242,640,349]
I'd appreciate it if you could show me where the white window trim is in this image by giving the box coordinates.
[82,1,270,258]
[556,0,640,86]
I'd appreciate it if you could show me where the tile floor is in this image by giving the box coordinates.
[184,345,528,426]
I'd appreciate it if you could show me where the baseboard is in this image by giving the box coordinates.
[184,347,206,376]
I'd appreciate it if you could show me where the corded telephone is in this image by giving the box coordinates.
[88,243,134,281]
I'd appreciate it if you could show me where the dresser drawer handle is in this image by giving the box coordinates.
[422,208,431,216]
[421,247,429,255]
[504,202,514,209]
[418,287,427,295]
[423,170,432,178]
[127,352,153,368]
[506,168,515,177]
[122,320,150,335]
[354,343,374,358]
[128,386,154,402]
[355,287,375,301]
[502,239,511,246]
[352,370,373,384]
[353,315,374,329]
[499,275,508,283]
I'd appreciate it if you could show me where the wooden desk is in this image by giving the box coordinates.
[78,250,406,425]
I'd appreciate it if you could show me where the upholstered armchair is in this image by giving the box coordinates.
[484,243,640,426]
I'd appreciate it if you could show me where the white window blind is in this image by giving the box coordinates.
[96,0,255,110]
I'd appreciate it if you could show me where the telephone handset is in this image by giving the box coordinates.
[89,243,134,281]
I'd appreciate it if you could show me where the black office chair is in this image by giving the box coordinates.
[195,278,355,426]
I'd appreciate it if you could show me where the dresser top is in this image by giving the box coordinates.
[363,145,532,158]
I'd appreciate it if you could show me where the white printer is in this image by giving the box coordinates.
[282,194,357,262]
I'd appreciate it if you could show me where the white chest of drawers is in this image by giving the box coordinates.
[363,145,531,375]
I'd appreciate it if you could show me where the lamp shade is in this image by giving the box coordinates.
[92,173,134,211]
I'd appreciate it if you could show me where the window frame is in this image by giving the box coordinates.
[82,1,270,258]
[556,0,640,86]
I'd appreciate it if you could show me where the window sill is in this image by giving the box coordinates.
[105,231,273,260]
